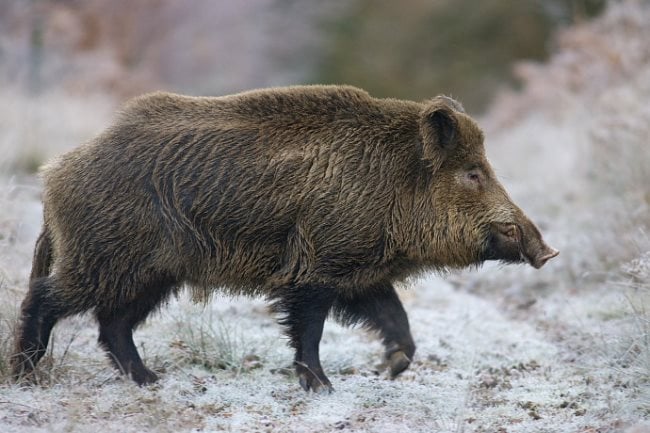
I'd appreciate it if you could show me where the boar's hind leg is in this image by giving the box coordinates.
[96,278,177,385]
[275,284,336,393]
[12,277,71,379]
[333,283,415,378]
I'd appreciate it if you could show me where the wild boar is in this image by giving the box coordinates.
[12,85,558,392]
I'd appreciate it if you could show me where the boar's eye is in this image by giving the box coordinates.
[464,168,483,187]
[458,164,486,189]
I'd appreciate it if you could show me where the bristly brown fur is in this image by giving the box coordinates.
[12,85,556,390]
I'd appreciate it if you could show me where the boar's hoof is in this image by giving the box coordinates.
[388,350,412,379]
[296,366,333,394]
[298,374,333,394]
[131,367,159,386]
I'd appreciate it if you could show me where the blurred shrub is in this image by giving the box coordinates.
[0,0,347,98]
[316,0,605,113]
[1,0,605,108]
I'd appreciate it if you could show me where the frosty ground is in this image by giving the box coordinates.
[0,260,644,433]
[1,3,649,432]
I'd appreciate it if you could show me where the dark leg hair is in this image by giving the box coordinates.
[332,282,415,378]
[273,284,337,393]
[12,277,71,379]
[96,278,177,385]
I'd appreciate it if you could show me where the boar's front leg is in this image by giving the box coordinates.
[275,284,336,393]
[333,283,415,378]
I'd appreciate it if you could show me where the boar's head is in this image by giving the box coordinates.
[416,96,559,269]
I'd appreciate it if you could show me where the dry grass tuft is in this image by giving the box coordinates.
[169,307,267,374]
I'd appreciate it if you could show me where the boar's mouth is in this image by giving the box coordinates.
[483,222,559,269]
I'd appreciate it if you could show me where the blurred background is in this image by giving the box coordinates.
[0,0,610,173]
[2,0,605,111]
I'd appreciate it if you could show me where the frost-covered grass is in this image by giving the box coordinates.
[0,277,646,432]
[1,2,650,432]
[618,252,650,413]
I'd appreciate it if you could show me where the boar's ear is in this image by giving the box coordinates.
[419,97,461,171]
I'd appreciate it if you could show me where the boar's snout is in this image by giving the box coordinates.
[530,243,560,269]
[485,220,559,269]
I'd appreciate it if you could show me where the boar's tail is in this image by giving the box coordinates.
[29,225,53,281]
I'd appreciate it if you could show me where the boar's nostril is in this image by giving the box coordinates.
[542,248,560,261]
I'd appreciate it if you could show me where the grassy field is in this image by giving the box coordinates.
[1,3,648,432]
